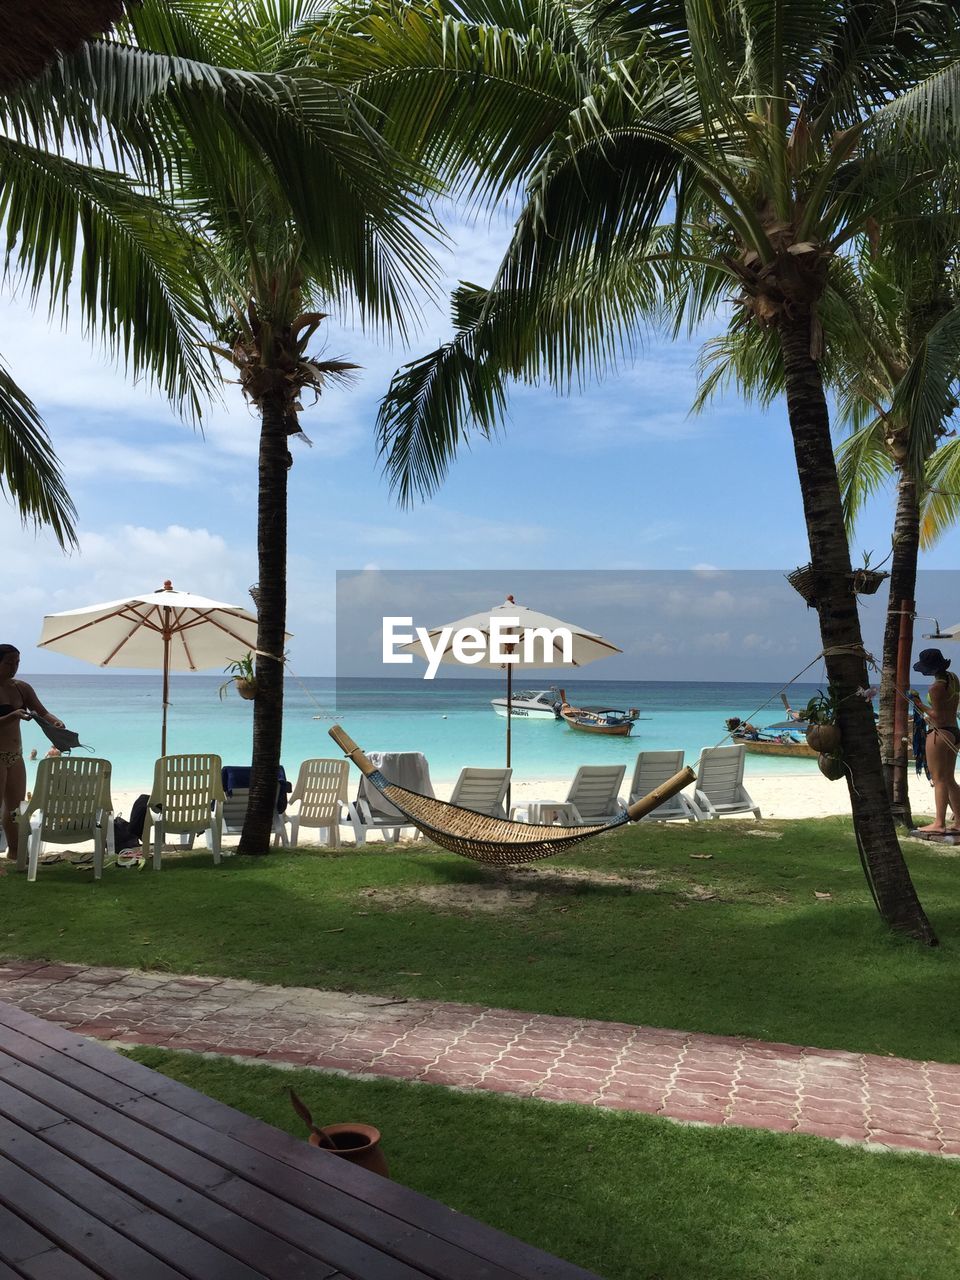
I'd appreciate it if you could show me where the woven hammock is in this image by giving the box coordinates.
[329,726,696,865]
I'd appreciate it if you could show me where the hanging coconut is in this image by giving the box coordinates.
[818,753,845,781]
[806,723,841,753]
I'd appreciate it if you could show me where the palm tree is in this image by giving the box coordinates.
[321,0,960,941]
[0,0,369,546]
[118,0,438,852]
[834,203,960,826]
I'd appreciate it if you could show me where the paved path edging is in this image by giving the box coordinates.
[1,960,957,1158]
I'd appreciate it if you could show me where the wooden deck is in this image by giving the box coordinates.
[0,1001,602,1280]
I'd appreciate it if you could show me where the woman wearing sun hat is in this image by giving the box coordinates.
[911,648,960,834]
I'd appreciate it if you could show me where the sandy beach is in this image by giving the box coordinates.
[98,770,865,851]
[11,768,869,866]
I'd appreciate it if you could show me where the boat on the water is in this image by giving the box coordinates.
[726,716,816,759]
[491,688,562,719]
[739,734,816,759]
[559,690,639,736]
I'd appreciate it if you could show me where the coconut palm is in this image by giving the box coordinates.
[683,230,960,829]
[319,0,960,940]
[117,0,439,852]
[834,203,960,826]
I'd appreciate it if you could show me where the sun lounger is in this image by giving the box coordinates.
[18,756,114,881]
[143,754,224,868]
[448,767,512,818]
[512,764,626,826]
[348,751,433,844]
[221,765,290,847]
[629,751,702,821]
[284,758,349,847]
[694,745,760,819]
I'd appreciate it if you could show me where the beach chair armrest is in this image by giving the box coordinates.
[693,788,719,817]
[347,798,374,826]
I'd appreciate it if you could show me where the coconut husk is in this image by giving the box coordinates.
[0,0,132,91]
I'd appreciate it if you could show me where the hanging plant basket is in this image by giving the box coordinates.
[234,677,257,701]
[806,723,841,754]
[850,568,888,596]
[786,563,818,605]
[817,752,846,781]
[788,564,889,602]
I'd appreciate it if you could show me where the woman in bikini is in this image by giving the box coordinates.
[0,644,65,858]
[911,648,960,834]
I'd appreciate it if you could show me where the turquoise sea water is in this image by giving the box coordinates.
[20,674,828,790]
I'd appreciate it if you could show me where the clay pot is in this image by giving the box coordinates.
[234,677,257,701]
[806,723,841,753]
[817,752,845,781]
[310,1124,389,1177]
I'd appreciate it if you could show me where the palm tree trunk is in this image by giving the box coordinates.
[778,309,936,944]
[878,470,919,826]
[239,386,288,854]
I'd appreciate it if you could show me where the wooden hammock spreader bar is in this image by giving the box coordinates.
[328,725,696,865]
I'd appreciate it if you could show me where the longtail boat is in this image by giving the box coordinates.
[559,689,639,736]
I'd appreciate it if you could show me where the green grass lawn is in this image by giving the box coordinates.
[6,818,960,1060]
[128,1046,960,1280]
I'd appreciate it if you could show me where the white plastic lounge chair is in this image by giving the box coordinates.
[18,757,114,882]
[563,764,627,823]
[448,768,512,819]
[143,754,225,868]
[221,766,290,848]
[694,745,761,819]
[348,751,433,845]
[513,764,626,826]
[285,758,349,847]
[629,751,702,822]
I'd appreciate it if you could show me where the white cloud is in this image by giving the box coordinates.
[56,435,224,485]
[695,630,732,651]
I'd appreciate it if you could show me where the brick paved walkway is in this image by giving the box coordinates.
[1,960,956,1157]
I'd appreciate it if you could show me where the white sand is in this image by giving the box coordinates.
[99,769,861,851]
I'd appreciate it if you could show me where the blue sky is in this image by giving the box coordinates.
[5,209,958,676]
[335,568,960,684]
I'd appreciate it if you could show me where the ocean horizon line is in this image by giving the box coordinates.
[24,672,828,688]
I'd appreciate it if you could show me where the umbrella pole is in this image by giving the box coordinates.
[505,664,512,813]
[161,612,170,756]
[506,663,512,769]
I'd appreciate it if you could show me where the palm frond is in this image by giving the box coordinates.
[921,438,960,549]
[868,53,960,151]
[377,327,508,506]
[0,360,77,549]
[0,137,217,418]
[806,1,959,133]
[310,0,593,203]
[835,420,892,533]
[379,243,673,502]
[890,303,960,480]
[9,22,444,329]
[693,317,783,410]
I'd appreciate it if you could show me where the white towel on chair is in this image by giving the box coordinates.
[360,752,434,820]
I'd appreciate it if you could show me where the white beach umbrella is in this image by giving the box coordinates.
[38,580,289,753]
[401,595,622,766]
